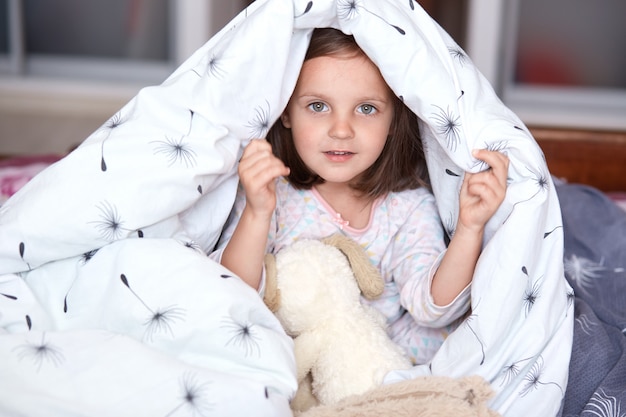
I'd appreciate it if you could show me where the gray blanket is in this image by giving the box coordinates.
[556,182,626,416]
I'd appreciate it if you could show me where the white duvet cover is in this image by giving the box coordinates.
[0,1,573,416]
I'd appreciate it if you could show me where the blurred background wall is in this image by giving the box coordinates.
[1,0,624,156]
[0,0,252,155]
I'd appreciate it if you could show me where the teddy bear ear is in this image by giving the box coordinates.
[322,234,384,300]
[263,253,281,312]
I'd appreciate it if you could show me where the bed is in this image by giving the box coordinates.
[0,1,624,416]
[531,127,626,417]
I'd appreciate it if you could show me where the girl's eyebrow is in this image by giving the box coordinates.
[295,92,330,100]
[296,93,325,100]
[359,95,390,104]
[296,93,390,104]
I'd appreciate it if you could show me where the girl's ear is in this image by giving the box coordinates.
[280,112,292,128]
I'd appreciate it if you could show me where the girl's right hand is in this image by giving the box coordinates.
[457,149,509,234]
[238,139,290,219]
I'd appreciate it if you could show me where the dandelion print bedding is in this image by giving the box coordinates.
[4,0,616,415]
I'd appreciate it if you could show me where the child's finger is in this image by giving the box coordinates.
[239,142,289,188]
[239,141,288,180]
[241,157,289,190]
[473,149,509,170]
[464,177,495,204]
[239,140,273,168]
[472,149,509,187]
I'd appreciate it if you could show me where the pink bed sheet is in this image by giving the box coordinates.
[0,155,62,204]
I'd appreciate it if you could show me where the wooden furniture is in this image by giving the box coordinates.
[531,127,626,192]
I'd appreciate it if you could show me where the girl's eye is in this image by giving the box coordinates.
[308,102,328,112]
[358,104,377,115]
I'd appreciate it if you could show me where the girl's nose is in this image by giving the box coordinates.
[328,114,354,140]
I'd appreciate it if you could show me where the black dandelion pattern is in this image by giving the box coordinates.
[523,166,550,196]
[90,201,127,241]
[203,54,226,79]
[222,316,262,357]
[520,359,543,397]
[566,289,575,311]
[63,293,70,313]
[532,170,550,192]
[295,1,313,17]
[120,274,186,342]
[431,105,461,152]
[519,356,563,398]
[63,253,100,313]
[102,111,126,131]
[13,333,65,372]
[207,55,225,78]
[62,274,81,313]
[264,385,283,400]
[503,165,549,224]
[499,356,533,386]
[181,240,202,252]
[337,0,406,34]
[246,100,272,139]
[144,307,187,342]
[18,241,32,270]
[445,168,460,177]
[449,46,469,66]
[464,300,486,365]
[338,0,360,20]
[164,373,214,417]
[99,111,126,172]
[186,110,195,136]
[473,141,509,171]
[80,249,99,265]
[524,283,539,316]
[543,225,563,239]
[522,266,542,317]
[153,136,198,168]
[486,140,510,153]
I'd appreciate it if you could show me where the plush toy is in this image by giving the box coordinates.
[263,234,413,411]
[298,374,501,417]
[263,235,502,417]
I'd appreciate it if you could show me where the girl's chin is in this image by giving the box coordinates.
[314,173,363,187]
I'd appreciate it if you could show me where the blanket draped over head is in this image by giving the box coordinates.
[0,1,573,416]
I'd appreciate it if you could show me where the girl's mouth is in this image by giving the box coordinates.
[324,151,354,162]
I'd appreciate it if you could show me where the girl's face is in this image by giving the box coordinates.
[281,52,394,189]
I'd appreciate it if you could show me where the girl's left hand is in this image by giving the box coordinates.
[458,149,509,233]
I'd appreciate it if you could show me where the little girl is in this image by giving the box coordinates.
[213,28,509,364]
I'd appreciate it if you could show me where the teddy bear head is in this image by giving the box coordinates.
[264,234,384,337]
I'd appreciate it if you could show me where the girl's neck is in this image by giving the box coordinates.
[313,183,374,229]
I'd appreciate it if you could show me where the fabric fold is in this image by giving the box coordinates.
[0,1,572,416]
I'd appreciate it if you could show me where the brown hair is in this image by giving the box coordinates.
[267,28,429,198]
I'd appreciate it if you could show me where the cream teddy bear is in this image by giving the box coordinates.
[263,234,412,412]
